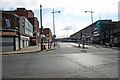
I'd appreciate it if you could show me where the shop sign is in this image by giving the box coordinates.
[32,39,36,41]
[0,32,16,36]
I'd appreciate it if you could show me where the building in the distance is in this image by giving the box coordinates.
[39,28,52,43]
[70,20,100,44]
[28,17,40,46]
[70,20,120,47]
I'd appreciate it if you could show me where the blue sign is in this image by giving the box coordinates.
[6,19,11,27]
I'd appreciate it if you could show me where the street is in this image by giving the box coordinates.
[2,42,119,78]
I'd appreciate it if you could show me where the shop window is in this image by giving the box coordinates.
[106,31,109,37]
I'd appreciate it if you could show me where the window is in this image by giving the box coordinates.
[106,31,109,37]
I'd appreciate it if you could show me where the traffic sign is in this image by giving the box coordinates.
[53,35,56,38]
[82,35,85,40]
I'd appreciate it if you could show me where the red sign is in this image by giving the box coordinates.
[0,32,17,36]
[53,35,56,38]
[32,39,36,41]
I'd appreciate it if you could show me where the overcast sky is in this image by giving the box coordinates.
[1,0,119,38]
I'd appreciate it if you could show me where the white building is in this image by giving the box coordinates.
[19,16,33,49]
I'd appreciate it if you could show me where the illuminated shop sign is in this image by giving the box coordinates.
[0,32,17,36]
[32,39,36,41]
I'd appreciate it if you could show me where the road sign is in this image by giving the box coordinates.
[82,35,85,40]
[53,35,56,38]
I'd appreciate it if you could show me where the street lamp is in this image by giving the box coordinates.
[40,5,43,50]
[85,10,94,44]
[52,8,61,47]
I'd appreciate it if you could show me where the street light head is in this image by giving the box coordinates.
[40,5,42,8]
[58,11,61,13]
[85,11,87,13]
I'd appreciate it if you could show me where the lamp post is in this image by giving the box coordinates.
[52,8,60,47]
[40,5,43,50]
[85,10,94,44]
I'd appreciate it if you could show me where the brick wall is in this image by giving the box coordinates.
[15,8,34,18]
[2,12,19,30]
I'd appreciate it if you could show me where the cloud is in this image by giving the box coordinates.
[1,0,119,13]
[1,0,119,17]
[1,0,119,38]
[62,24,75,31]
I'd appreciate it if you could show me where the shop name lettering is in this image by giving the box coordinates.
[0,32,16,36]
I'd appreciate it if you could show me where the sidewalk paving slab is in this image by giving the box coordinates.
[0,43,59,55]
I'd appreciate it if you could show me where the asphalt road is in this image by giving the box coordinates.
[2,42,119,78]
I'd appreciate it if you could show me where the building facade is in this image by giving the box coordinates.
[39,28,52,43]
[70,20,119,47]
[0,8,39,52]
[19,16,33,48]
[28,17,40,46]
[70,20,100,44]
[15,8,34,18]
[110,21,120,47]
[0,12,20,52]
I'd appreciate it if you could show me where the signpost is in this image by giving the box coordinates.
[82,34,85,49]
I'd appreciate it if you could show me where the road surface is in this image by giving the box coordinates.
[2,42,119,78]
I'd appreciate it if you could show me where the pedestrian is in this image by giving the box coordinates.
[105,42,107,48]
[109,42,112,48]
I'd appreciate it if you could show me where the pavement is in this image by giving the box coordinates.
[0,43,58,55]
[0,42,119,55]
[76,43,119,50]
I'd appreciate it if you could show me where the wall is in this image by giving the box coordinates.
[19,16,33,37]
[2,12,19,30]
[15,8,34,18]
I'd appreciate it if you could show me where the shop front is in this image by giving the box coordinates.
[0,31,20,52]
[20,35,29,49]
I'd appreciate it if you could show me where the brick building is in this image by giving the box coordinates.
[19,16,33,48]
[70,20,119,47]
[15,8,40,46]
[0,8,40,52]
[15,8,34,18]
[39,28,52,43]
[110,21,120,47]
[0,12,20,52]
[70,20,100,44]
[28,17,40,45]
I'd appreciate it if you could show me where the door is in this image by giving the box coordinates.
[0,37,14,52]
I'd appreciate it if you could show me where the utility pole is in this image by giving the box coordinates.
[85,10,94,44]
[52,8,60,47]
[53,8,55,47]
[40,5,43,50]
